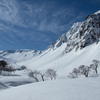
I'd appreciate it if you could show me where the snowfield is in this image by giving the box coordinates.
[0,77,100,100]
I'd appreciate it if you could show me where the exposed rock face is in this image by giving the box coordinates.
[65,11,100,52]
[47,10,100,53]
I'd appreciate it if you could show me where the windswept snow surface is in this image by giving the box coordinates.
[0,77,100,100]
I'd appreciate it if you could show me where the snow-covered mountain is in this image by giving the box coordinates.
[48,10,100,53]
[0,49,43,67]
[0,10,100,77]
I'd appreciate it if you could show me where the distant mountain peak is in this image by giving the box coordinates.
[94,10,100,15]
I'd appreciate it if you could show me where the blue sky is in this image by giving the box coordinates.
[0,0,100,50]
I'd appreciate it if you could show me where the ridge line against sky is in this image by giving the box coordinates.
[0,0,100,50]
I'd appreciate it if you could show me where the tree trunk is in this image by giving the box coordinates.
[95,69,97,74]
[51,77,53,80]
[95,66,98,74]
[34,77,39,82]
[42,75,44,81]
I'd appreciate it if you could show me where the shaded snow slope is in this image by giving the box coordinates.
[0,77,100,100]
[0,82,8,89]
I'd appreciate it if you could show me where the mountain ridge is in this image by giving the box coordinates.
[47,10,100,53]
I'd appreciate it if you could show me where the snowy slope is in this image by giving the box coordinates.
[0,82,8,89]
[0,49,43,68]
[1,40,100,79]
[18,42,100,78]
[0,77,100,100]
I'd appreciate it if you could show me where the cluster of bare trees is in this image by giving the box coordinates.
[0,60,57,82]
[28,69,57,82]
[0,60,15,76]
[68,60,100,78]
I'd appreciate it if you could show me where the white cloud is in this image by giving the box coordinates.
[0,0,77,34]
[0,0,21,25]
[0,0,87,37]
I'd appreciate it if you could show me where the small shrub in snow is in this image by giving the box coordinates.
[4,65,15,74]
[21,65,27,70]
[68,65,92,78]
[68,72,77,78]
[68,68,80,78]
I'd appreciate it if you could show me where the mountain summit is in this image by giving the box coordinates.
[48,11,100,53]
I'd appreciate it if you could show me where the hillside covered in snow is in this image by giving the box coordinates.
[0,10,100,75]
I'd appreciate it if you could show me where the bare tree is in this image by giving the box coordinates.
[0,70,2,75]
[72,68,80,76]
[68,60,100,78]
[78,65,91,77]
[68,72,77,78]
[0,60,16,76]
[52,70,57,80]
[46,69,57,80]
[7,65,15,74]
[90,60,100,74]
[28,70,39,82]
[39,72,45,81]
[68,68,80,78]
[0,60,8,71]
[2,65,15,75]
